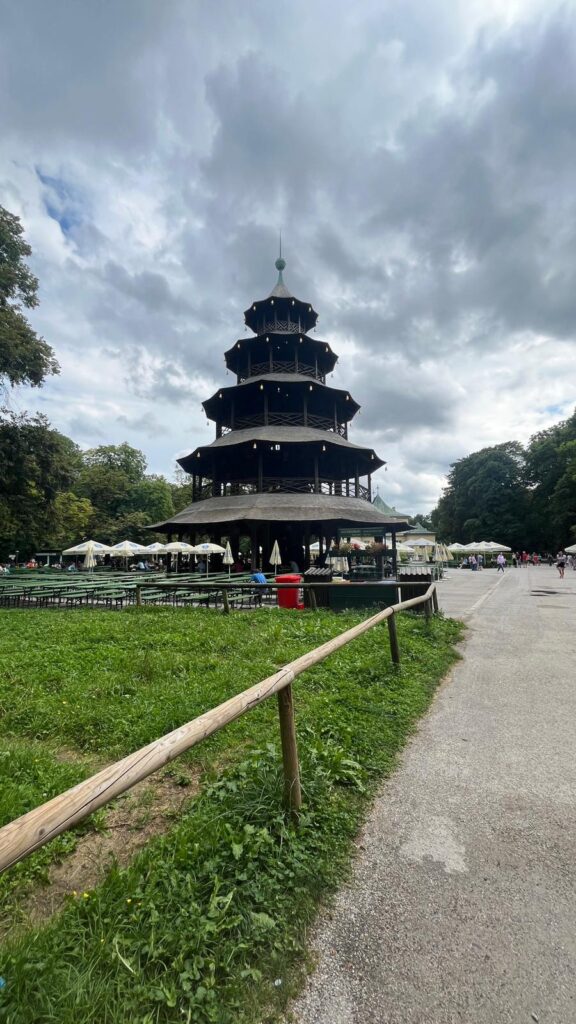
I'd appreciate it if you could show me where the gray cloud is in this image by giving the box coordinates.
[115,412,169,438]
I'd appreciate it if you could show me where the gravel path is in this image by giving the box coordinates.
[292,565,576,1024]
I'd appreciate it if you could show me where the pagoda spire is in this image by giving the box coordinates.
[269,238,291,298]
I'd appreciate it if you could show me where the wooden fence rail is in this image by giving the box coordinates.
[0,584,437,874]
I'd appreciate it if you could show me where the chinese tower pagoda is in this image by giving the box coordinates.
[154,256,408,568]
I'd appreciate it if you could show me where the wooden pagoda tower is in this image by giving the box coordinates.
[153,256,409,568]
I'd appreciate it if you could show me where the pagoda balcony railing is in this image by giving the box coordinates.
[256,319,301,336]
[194,478,371,502]
[239,360,325,383]
[220,414,347,436]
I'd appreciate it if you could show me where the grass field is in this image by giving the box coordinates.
[0,606,462,1023]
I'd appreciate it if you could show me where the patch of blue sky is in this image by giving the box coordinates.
[35,167,86,238]
[542,403,568,417]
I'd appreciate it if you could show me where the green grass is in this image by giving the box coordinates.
[0,607,393,759]
[0,607,462,1022]
[0,740,103,918]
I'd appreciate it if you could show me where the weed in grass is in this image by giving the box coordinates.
[0,612,462,1023]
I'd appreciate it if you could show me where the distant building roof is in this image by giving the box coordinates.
[408,520,434,535]
[372,493,411,519]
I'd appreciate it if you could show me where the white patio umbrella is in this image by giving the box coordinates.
[269,539,282,572]
[142,542,168,561]
[62,539,112,555]
[84,548,97,571]
[447,542,467,552]
[164,541,195,572]
[108,540,149,558]
[565,542,576,554]
[484,541,512,552]
[223,540,234,576]
[62,539,112,572]
[190,541,226,575]
[435,543,453,561]
[395,542,415,554]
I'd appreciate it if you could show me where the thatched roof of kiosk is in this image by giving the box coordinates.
[152,492,410,531]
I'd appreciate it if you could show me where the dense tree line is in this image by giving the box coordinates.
[0,413,187,559]
[431,412,576,551]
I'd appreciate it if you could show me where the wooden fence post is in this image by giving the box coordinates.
[277,684,302,824]
[136,585,142,608]
[309,586,317,611]
[424,597,432,621]
[387,611,400,666]
[432,587,439,614]
[222,588,230,615]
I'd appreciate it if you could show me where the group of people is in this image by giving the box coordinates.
[460,549,574,577]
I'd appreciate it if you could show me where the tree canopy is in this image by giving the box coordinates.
[0,421,176,558]
[432,414,576,550]
[0,205,59,389]
[0,411,81,556]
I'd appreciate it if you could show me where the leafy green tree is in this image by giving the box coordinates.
[171,466,193,512]
[525,410,576,549]
[129,476,174,524]
[432,442,528,548]
[409,513,433,531]
[0,205,59,388]
[78,443,173,542]
[0,411,80,557]
[44,492,95,549]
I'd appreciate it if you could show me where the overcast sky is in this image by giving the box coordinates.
[1,0,575,514]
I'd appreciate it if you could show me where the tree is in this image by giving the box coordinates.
[525,410,576,550]
[0,205,59,388]
[77,443,173,542]
[44,492,95,550]
[432,442,529,548]
[0,411,80,557]
[171,466,193,512]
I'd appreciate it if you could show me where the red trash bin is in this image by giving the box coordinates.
[275,574,304,610]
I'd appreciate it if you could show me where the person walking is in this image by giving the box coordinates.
[496,553,506,572]
[556,552,566,579]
